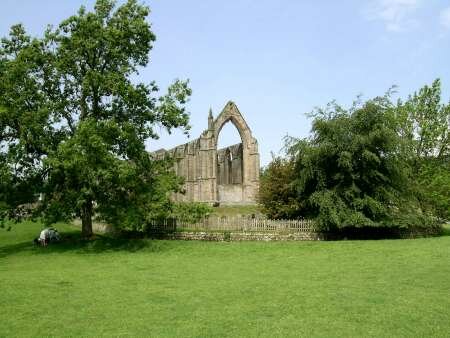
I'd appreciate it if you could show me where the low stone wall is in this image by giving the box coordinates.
[160,231,323,241]
[321,225,443,240]
[71,219,442,241]
[71,219,320,241]
[397,226,443,239]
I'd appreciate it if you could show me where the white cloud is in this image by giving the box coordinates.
[440,6,450,30]
[364,0,421,32]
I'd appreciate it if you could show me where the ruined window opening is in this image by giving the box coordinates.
[217,120,243,185]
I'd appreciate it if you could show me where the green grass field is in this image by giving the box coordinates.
[1,222,450,337]
[211,204,261,217]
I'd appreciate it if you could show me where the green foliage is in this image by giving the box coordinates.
[288,98,427,230]
[170,202,213,223]
[414,157,450,220]
[260,89,442,230]
[393,79,450,220]
[394,79,449,160]
[258,157,302,219]
[223,230,231,241]
[0,0,191,235]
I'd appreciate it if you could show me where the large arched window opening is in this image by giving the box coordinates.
[216,120,243,186]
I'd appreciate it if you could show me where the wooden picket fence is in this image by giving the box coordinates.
[147,216,316,233]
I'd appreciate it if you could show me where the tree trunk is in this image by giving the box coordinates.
[81,200,93,238]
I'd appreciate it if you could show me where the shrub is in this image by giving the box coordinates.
[170,202,213,223]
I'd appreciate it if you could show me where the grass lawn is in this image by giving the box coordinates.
[1,222,450,337]
[211,204,262,217]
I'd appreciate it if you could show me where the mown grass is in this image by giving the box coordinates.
[1,222,450,337]
[211,204,261,217]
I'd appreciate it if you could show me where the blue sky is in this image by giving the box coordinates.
[1,0,450,165]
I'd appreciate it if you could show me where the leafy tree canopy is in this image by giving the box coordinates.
[289,97,417,230]
[393,79,449,219]
[0,0,192,236]
[258,156,302,219]
[260,82,447,230]
[394,79,449,160]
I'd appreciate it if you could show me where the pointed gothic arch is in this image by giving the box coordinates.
[152,101,259,204]
[213,101,253,150]
[212,102,259,204]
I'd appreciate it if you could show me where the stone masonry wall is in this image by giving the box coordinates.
[167,231,323,241]
[152,101,259,205]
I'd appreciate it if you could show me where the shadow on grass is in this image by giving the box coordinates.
[0,241,35,258]
[441,224,450,237]
[3,224,449,258]
[0,230,171,258]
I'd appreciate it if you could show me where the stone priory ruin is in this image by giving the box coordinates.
[153,101,260,205]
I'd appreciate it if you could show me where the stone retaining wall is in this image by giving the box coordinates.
[72,220,442,241]
[159,231,323,241]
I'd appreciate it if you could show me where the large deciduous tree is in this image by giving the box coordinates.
[258,156,301,219]
[287,97,420,230]
[394,79,450,219]
[0,0,191,236]
[259,88,442,230]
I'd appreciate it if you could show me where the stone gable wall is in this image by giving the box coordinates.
[153,101,259,205]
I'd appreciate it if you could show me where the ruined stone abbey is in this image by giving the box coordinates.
[153,101,260,205]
